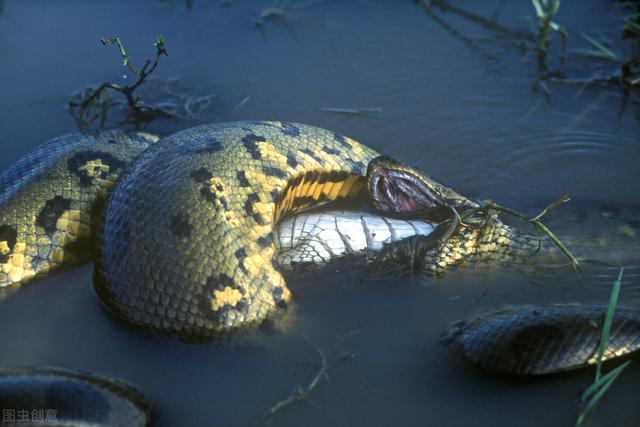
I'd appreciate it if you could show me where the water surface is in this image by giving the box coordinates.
[1,1,639,426]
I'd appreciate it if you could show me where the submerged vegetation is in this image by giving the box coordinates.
[415,0,640,101]
[530,0,567,78]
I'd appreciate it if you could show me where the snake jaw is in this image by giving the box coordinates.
[367,155,474,215]
[369,169,442,213]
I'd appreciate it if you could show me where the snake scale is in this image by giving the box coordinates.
[2,121,382,336]
[1,121,639,377]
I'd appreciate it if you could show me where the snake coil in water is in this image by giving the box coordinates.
[1,121,639,380]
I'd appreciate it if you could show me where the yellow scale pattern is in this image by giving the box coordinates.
[0,131,157,288]
[95,121,379,336]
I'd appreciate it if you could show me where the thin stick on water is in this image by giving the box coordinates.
[68,36,168,130]
[264,327,358,423]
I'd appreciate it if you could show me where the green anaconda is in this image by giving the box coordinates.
[445,304,640,375]
[1,122,638,360]
[0,367,150,426]
[0,121,539,337]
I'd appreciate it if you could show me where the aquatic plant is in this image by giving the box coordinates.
[68,36,169,130]
[415,0,639,100]
[576,267,630,426]
[531,0,567,74]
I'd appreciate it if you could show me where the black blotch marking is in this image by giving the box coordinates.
[317,170,349,184]
[216,305,232,322]
[63,237,93,258]
[218,196,229,211]
[346,158,366,175]
[301,147,326,166]
[107,138,117,145]
[262,166,287,179]
[334,132,351,149]
[191,170,224,209]
[508,323,567,364]
[241,134,266,160]
[199,273,245,317]
[170,213,192,238]
[200,187,216,203]
[272,286,286,307]
[67,151,126,186]
[0,225,17,263]
[244,193,267,225]
[286,152,299,168]
[288,173,304,189]
[270,189,280,202]
[235,301,249,315]
[292,194,330,209]
[36,196,71,237]
[190,168,212,183]
[205,273,239,293]
[281,123,301,137]
[276,170,351,212]
[198,186,229,210]
[180,137,223,154]
[244,193,259,214]
[234,248,248,274]
[237,171,250,187]
[258,234,273,248]
[201,137,223,153]
[322,146,340,156]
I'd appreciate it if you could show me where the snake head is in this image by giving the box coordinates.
[366,156,476,215]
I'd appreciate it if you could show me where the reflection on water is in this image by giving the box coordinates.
[0,1,639,426]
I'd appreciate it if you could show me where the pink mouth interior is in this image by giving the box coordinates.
[373,172,441,214]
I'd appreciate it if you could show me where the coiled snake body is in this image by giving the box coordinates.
[2,122,385,336]
[1,121,638,375]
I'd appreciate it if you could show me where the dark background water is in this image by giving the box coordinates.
[1,1,639,426]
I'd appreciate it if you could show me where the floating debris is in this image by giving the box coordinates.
[319,107,383,116]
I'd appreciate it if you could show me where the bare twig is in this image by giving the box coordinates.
[264,327,359,423]
[478,200,582,274]
[319,107,383,117]
[68,36,168,130]
[530,192,571,221]
[417,0,533,42]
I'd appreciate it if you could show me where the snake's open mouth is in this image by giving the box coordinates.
[369,168,444,213]
[367,156,446,214]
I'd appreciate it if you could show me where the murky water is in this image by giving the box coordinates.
[1,1,639,426]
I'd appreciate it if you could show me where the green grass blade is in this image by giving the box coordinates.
[571,48,620,61]
[531,0,544,18]
[576,360,631,426]
[575,267,628,426]
[624,19,640,34]
[581,359,630,403]
[595,267,624,381]
[580,33,618,61]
